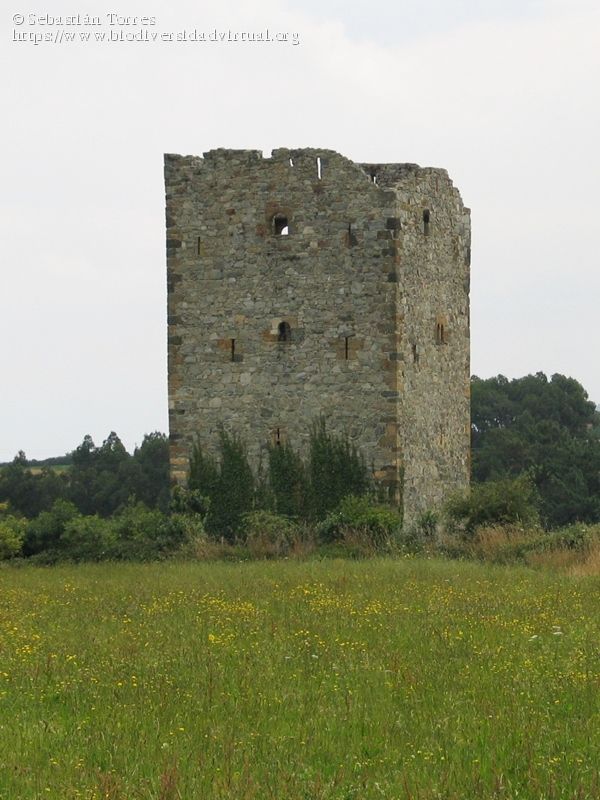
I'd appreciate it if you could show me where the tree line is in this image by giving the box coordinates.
[1,371,600,536]
[471,372,600,527]
[0,423,378,561]
[0,431,170,519]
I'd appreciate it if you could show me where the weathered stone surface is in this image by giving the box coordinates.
[164,148,471,523]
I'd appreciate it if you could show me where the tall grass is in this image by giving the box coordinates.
[1,559,599,799]
[565,539,600,577]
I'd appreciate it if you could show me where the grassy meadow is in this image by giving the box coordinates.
[1,558,599,799]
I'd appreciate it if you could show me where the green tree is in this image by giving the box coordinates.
[69,432,131,516]
[471,373,600,526]
[68,435,100,515]
[188,441,219,512]
[188,429,254,541]
[23,499,80,556]
[445,474,540,536]
[131,432,170,510]
[267,441,307,518]
[0,452,68,518]
[307,419,369,520]
[0,504,26,560]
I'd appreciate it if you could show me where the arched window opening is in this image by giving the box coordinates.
[423,209,431,235]
[278,321,292,342]
[273,214,289,235]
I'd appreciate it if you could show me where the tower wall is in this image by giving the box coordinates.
[393,166,470,522]
[165,148,470,521]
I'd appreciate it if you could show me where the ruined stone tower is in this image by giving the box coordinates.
[165,148,470,522]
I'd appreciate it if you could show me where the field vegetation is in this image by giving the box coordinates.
[1,558,599,799]
[2,373,600,796]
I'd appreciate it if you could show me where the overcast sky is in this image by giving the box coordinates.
[1,0,599,460]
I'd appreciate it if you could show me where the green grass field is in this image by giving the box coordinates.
[1,558,599,799]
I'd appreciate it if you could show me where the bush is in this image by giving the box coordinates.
[110,504,204,560]
[267,442,307,519]
[241,511,300,559]
[60,515,116,561]
[0,516,26,559]
[436,524,541,563]
[444,474,540,536]
[188,430,254,541]
[543,522,600,552]
[57,504,207,562]
[308,421,369,520]
[162,513,207,555]
[399,510,440,554]
[170,486,210,517]
[317,495,400,547]
[318,528,388,559]
[24,499,80,555]
[437,522,600,566]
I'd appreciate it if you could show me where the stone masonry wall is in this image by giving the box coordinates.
[165,148,470,522]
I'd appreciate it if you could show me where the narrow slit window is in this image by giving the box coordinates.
[423,209,431,235]
[345,336,350,360]
[273,214,289,235]
[412,343,419,364]
[289,157,294,167]
[316,156,322,180]
[435,323,447,345]
[278,321,291,342]
[231,338,236,361]
[197,236,202,256]
[347,223,357,247]
[370,172,378,184]
[275,427,282,446]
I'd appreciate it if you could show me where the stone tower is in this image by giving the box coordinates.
[165,148,470,523]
